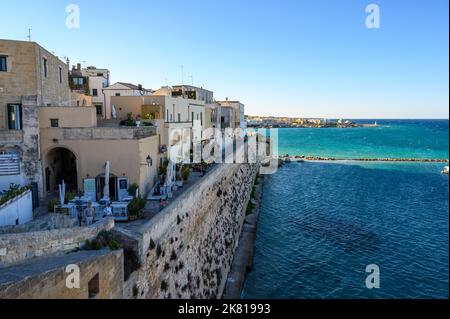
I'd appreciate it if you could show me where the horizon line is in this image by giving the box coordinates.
[245,116,450,120]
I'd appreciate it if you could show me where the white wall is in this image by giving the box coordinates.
[0,175,25,192]
[0,190,33,227]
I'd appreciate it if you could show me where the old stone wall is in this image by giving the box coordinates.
[0,213,77,235]
[0,217,114,267]
[0,249,124,299]
[0,95,44,198]
[118,163,259,299]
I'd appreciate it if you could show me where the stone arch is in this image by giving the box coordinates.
[43,146,79,194]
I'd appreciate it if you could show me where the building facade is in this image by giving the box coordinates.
[1,40,160,200]
[103,82,152,120]
[0,39,71,196]
[218,100,246,129]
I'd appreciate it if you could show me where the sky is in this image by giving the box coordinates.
[0,0,448,119]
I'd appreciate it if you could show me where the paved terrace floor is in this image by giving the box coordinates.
[115,167,215,234]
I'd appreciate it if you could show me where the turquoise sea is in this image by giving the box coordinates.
[276,119,449,159]
[243,120,449,299]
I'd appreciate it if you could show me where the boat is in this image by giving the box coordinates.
[442,166,449,174]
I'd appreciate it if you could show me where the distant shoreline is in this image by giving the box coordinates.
[248,123,380,129]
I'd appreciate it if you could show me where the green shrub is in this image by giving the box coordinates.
[127,183,139,197]
[108,240,121,251]
[128,198,146,217]
[0,184,32,206]
[84,231,121,251]
[47,199,60,213]
[64,191,76,204]
[182,167,190,182]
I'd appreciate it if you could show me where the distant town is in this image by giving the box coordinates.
[246,115,379,128]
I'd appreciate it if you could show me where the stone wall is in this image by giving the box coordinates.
[0,217,114,267]
[117,162,259,299]
[0,213,77,235]
[0,249,124,299]
[62,126,156,140]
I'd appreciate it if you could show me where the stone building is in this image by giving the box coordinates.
[1,40,160,200]
[0,39,71,196]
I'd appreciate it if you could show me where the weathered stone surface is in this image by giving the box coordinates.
[0,249,124,299]
[0,217,114,266]
[0,213,77,235]
[116,163,259,299]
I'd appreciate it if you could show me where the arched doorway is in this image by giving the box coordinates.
[45,147,78,193]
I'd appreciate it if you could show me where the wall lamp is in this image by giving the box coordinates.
[146,155,153,167]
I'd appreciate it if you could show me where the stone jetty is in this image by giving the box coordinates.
[278,155,449,163]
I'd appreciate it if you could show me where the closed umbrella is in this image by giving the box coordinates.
[103,161,110,200]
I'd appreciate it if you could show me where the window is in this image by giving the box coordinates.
[0,153,20,176]
[178,113,181,122]
[166,110,169,121]
[92,89,98,96]
[115,93,121,97]
[95,104,103,116]
[191,112,194,124]
[7,104,22,130]
[88,274,100,299]
[50,119,59,128]
[73,77,84,85]
[200,112,203,126]
[0,56,7,72]
[59,66,63,83]
[43,58,48,77]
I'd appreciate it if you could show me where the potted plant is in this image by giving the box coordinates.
[182,166,190,183]
[127,197,146,221]
[128,183,139,198]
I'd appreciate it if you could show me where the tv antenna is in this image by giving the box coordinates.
[180,65,184,85]
[26,28,32,41]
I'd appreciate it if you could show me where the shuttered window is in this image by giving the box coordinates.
[0,154,20,176]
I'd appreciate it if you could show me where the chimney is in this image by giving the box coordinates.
[77,63,81,70]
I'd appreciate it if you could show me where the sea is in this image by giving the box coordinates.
[242,119,449,299]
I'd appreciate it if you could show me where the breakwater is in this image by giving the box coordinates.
[278,155,449,163]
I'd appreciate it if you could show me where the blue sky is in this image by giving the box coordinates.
[1,0,448,118]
